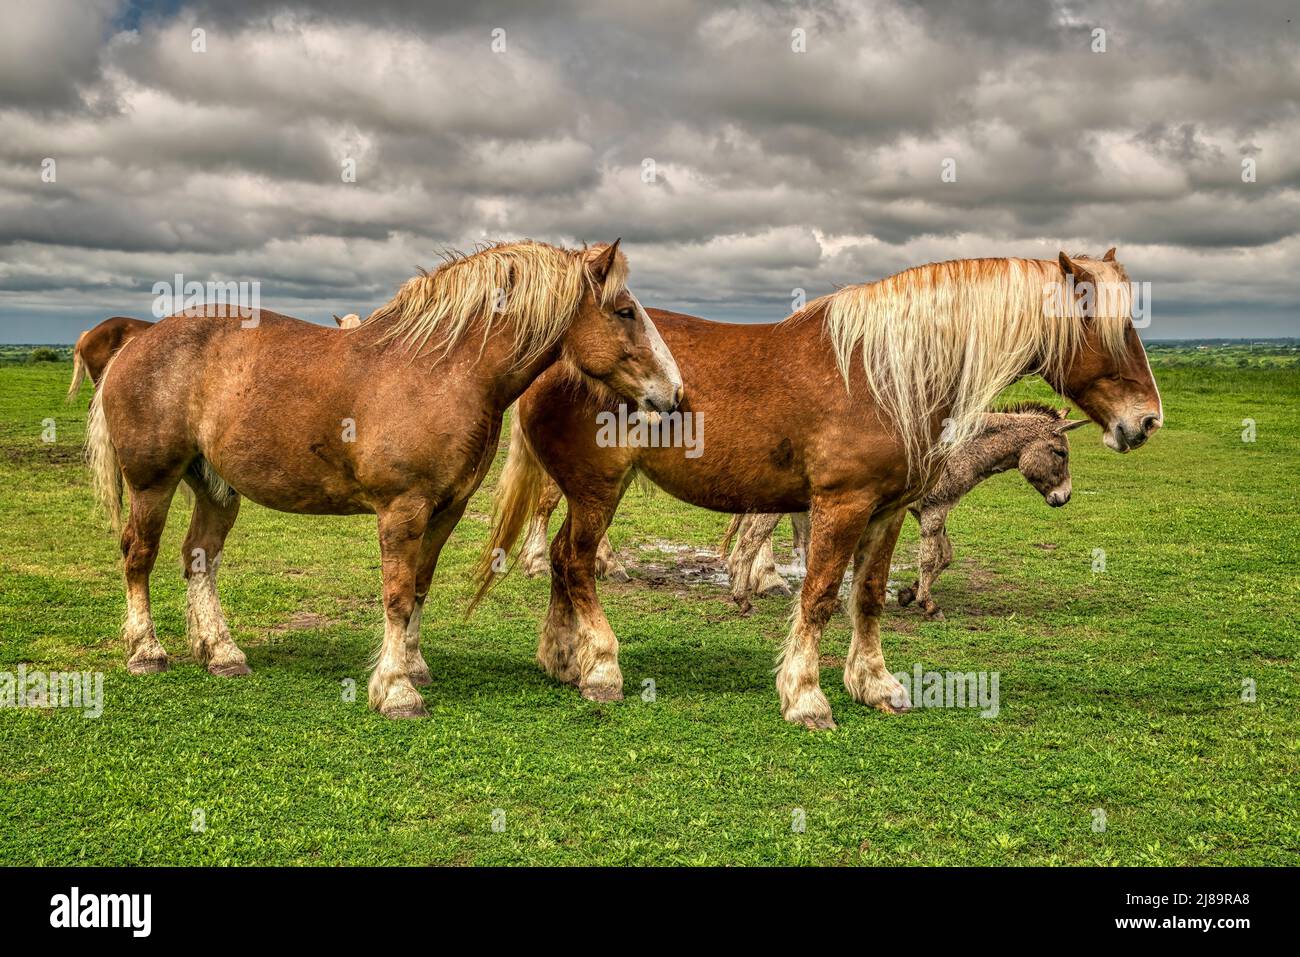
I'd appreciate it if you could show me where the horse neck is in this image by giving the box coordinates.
[350,313,563,412]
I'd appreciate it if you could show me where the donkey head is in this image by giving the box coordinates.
[1052,248,1163,453]
[1018,409,1088,507]
[565,240,683,414]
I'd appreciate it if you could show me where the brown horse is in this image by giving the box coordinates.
[87,240,682,719]
[475,250,1162,728]
[67,317,155,401]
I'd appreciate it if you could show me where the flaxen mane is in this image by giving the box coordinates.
[364,240,628,366]
[791,256,1131,476]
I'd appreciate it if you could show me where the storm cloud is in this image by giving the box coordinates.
[1,0,1297,340]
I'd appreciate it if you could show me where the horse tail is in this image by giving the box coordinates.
[469,410,547,613]
[86,366,123,533]
[66,331,89,403]
[719,514,743,556]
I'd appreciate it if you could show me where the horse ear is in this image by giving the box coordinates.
[1102,247,1117,262]
[1057,407,1071,419]
[1058,251,1089,279]
[586,239,622,285]
[1055,418,1089,433]
[332,314,344,327]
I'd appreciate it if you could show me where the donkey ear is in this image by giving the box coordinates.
[1102,247,1117,262]
[586,239,622,285]
[1058,251,1089,279]
[1055,418,1089,433]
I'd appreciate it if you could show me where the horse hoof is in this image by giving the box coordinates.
[605,568,631,584]
[127,657,168,675]
[758,581,792,598]
[801,714,838,731]
[897,587,916,607]
[876,699,911,716]
[581,684,624,703]
[523,563,549,579]
[733,597,754,616]
[381,699,427,719]
[208,661,251,677]
[924,608,945,621]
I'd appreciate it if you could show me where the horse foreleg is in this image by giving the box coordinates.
[844,509,911,713]
[181,481,248,676]
[121,485,177,674]
[369,500,431,719]
[776,499,869,729]
[552,498,623,701]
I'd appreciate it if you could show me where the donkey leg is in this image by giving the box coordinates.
[406,503,465,687]
[915,510,950,620]
[728,513,784,608]
[844,509,912,713]
[594,532,629,583]
[790,511,811,562]
[776,500,869,729]
[520,479,562,578]
[368,501,431,719]
[751,534,790,598]
[181,480,248,677]
[121,485,177,674]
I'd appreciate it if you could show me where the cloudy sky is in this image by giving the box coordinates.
[1,0,1297,343]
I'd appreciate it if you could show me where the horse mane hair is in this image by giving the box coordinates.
[793,255,1131,476]
[364,239,628,366]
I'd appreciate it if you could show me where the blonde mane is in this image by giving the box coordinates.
[799,255,1132,476]
[364,240,628,365]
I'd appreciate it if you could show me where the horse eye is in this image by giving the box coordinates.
[616,307,635,320]
[1053,448,1067,458]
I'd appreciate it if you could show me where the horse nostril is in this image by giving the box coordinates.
[672,385,683,410]
[1141,413,1161,435]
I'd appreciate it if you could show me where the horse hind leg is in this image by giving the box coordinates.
[405,503,466,687]
[121,484,178,674]
[844,509,911,714]
[369,500,431,719]
[519,478,563,578]
[181,466,249,676]
[777,499,870,729]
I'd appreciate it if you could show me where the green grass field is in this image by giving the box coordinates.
[1,358,1296,865]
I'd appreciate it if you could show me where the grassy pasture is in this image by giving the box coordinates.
[0,358,1296,865]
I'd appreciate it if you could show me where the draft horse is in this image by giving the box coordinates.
[475,250,1163,728]
[88,240,682,718]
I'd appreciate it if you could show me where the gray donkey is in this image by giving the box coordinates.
[722,403,1087,617]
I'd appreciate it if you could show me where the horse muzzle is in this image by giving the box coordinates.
[1104,413,1162,453]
